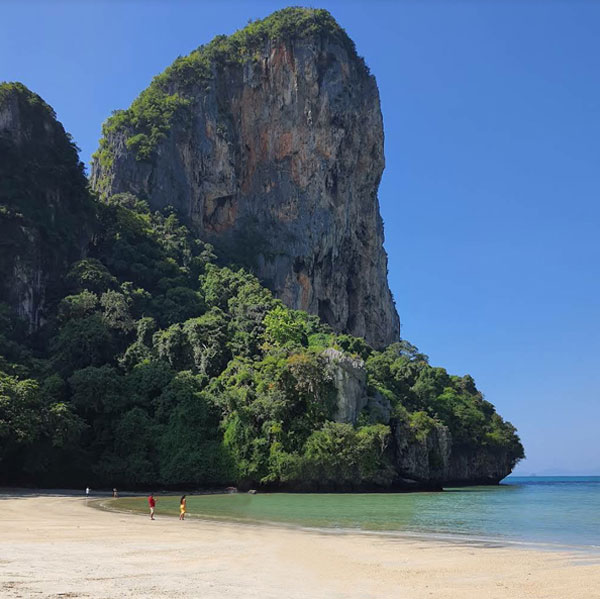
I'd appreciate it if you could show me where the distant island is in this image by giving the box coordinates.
[0,8,523,491]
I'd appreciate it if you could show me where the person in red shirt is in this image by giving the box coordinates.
[148,494,156,520]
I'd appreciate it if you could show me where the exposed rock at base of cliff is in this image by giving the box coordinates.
[444,447,518,485]
[90,8,400,349]
[391,418,511,486]
[0,82,93,329]
[328,349,518,487]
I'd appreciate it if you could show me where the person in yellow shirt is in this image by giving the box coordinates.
[179,495,187,520]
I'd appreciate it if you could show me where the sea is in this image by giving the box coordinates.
[181,476,600,551]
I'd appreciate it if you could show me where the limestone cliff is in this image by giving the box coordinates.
[391,419,514,486]
[325,348,519,486]
[90,8,399,349]
[0,83,93,329]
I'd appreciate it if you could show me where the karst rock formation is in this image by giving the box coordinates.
[91,8,400,349]
[0,83,93,329]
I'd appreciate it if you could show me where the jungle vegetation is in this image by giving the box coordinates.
[0,192,523,489]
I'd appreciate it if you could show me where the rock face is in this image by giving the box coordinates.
[0,83,92,328]
[444,447,518,485]
[392,419,452,483]
[391,419,510,485]
[327,349,515,486]
[324,348,368,423]
[90,8,399,349]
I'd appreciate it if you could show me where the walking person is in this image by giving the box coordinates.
[112,488,118,498]
[148,493,156,520]
[85,486,90,498]
[179,495,187,520]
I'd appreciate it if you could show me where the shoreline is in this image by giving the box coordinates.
[93,495,600,556]
[1,493,599,598]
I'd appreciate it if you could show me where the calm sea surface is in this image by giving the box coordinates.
[170,477,600,549]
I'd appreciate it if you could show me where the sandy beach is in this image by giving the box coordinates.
[0,493,598,598]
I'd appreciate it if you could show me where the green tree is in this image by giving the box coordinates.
[182,308,229,376]
[51,315,115,374]
[0,373,42,461]
[100,290,134,332]
[158,374,232,485]
[301,422,394,489]
[263,305,311,348]
[65,259,118,295]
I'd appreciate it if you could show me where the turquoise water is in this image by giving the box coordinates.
[182,477,600,549]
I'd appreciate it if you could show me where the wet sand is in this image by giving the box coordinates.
[0,493,598,598]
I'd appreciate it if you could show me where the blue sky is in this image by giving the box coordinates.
[2,0,599,475]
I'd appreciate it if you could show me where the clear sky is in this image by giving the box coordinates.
[2,0,599,475]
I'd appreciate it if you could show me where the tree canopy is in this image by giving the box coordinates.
[0,193,523,489]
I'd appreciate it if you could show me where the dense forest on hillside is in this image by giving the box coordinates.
[0,187,523,489]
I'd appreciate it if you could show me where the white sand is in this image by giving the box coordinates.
[0,493,598,598]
